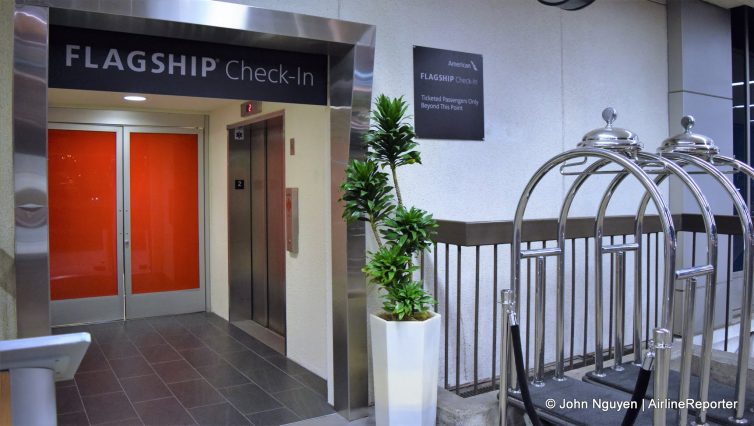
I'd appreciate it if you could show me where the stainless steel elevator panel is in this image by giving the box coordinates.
[229,117,286,339]
[265,117,286,336]
[250,122,269,327]
[228,128,252,322]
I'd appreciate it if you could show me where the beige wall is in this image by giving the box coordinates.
[208,102,331,378]
[0,0,17,340]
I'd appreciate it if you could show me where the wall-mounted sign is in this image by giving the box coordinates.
[49,26,328,105]
[413,46,484,140]
[234,128,244,141]
[241,101,262,117]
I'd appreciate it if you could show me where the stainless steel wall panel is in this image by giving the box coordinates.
[266,116,286,337]
[13,5,50,337]
[228,127,252,322]
[329,32,374,418]
[250,122,268,326]
[42,0,373,51]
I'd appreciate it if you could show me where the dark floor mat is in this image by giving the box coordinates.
[507,375,664,425]
[583,364,754,425]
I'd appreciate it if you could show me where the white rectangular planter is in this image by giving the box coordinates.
[370,311,441,426]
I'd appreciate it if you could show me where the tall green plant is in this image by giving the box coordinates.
[364,95,421,207]
[340,159,394,247]
[339,95,436,321]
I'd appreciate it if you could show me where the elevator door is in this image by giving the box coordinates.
[49,125,205,325]
[228,116,286,338]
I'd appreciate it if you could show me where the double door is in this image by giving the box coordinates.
[48,124,204,325]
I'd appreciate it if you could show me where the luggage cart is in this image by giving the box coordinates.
[499,108,718,426]
[585,116,754,425]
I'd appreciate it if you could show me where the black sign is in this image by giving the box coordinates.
[413,46,484,140]
[234,180,245,190]
[49,26,328,105]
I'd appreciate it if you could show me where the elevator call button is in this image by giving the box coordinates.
[234,179,245,190]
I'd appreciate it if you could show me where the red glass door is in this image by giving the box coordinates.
[125,128,204,318]
[48,125,124,325]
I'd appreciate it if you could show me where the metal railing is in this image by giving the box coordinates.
[427,213,745,397]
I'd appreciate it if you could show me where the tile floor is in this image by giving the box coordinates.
[54,313,333,426]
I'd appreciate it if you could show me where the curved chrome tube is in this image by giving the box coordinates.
[631,153,718,425]
[511,148,677,388]
[707,155,754,423]
[554,159,612,380]
[655,152,751,424]
[588,152,716,379]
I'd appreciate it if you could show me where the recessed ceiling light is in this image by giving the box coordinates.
[124,95,146,102]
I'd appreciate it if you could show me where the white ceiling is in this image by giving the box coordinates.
[48,88,238,113]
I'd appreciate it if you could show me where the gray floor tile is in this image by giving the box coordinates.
[78,346,110,373]
[59,314,331,426]
[152,359,202,383]
[109,356,154,379]
[273,388,334,419]
[244,366,304,394]
[180,346,223,368]
[152,322,189,337]
[91,328,129,345]
[220,383,282,414]
[57,379,76,389]
[197,335,246,353]
[134,397,196,426]
[168,379,225,408]
[140,344,182,364]
[165,333,206,350]
[100,417,143,425]
[263,355,309,377]
[195,361,250,388]
[128,331,167,348]
[81,392,137,425]
[190,402,251,426]
[223,350,274,374]
[99,340,141,360]
[120,374,172,403]
[292,373,327,398]
[247,407,301,426]
[76,370,122,396]
[57,385,84,414]
[58,411,90,426]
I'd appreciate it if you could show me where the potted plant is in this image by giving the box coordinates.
[340,95,440,426]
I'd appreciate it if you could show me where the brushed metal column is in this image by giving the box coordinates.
[13,5,50,337]
[228,127,252,322]
[330,29,375,419]
[266,116,286,337]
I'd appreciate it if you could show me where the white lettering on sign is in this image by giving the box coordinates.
[64,44,219,78]
[103,49,124,71]
[126,51,146,72]
[63,43,316,87]
[224,60,314,86]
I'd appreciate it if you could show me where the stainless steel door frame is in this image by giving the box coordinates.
[123,126,206,318]
[15,1,375,417]
[47,123,125,326]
